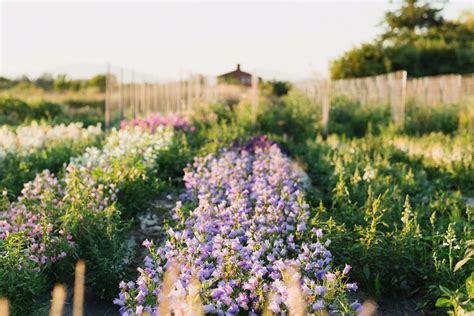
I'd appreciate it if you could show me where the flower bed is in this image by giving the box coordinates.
[0,125,175,315]
[117,142,359,315]
[0,121,102,159]
[0,122,103,195]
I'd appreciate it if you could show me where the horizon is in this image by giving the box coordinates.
[1,0,472,81]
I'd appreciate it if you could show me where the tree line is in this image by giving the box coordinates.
[330,0,474,79]
[0,74,106,92]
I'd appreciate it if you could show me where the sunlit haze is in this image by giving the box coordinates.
[1,0,472,80]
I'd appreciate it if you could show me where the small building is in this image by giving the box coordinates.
[217,64,253,86]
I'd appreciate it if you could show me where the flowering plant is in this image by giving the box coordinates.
[0,121,103,196]
[120,113,194,133]
[0,121,102,159]
[0,125,175,314]
[117,143,359,315]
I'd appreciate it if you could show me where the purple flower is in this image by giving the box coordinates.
[113,298,125,306]
[212,288,225,299]
[116,144,358,315]
[142,239,152,249]
[347,283,358,291]
[343,264,352,275]
[313,300,325,310]
[204,304,215,313]
[326,272,336,281]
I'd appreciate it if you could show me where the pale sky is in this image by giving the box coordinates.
[1,0,472,81]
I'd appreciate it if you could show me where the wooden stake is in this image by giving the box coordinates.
[0,298,9,316]
[50,284,67,316]
[73,260,86,316]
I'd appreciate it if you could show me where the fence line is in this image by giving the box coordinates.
[105,67,261,128]
[296,71,474,131]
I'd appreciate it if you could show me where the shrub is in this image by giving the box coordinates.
[404,100,460,135]
[0,97,32,124]
[328,96,391,137]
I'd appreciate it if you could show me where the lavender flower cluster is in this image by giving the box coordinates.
[120,113,194,133]
[117,143,360,315]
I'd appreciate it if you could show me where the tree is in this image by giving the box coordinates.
[53,74,70,91]
[383,0,445,36]
[88,74,106,92]
[330,43,387,79]
[0,77,14,90]
[330,1,474,79]
[34,73,54,91]
[270,81,292,97]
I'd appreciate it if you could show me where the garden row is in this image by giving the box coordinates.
[0,116,190,315]
[187,99,473,314]
[116,138,360,315]
[296,133,472,313]
[0,121,103,196]
[1,96,472,314]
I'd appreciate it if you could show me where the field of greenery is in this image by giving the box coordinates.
[0,86,472,316]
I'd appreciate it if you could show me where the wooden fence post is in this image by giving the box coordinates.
[251,72,259,127]
[119,68,124,122]
[187,75,192,112]
[388,70,407,127]
[321,79,331,135]
[105,64,111,129]
[400,70,407,126]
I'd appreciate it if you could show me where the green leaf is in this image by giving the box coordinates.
[435,297,452,308]
[466,273,474,298]
[363,264,370,280]
[439,285,453,295]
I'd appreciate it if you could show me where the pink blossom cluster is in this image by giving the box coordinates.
[0,171,74,271]
[120,113,194,133]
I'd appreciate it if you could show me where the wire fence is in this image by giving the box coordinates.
[106,67,474,131]
[104,66,259,128]
[295,71,474,131]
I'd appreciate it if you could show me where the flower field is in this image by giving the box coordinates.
[0,103,473,315]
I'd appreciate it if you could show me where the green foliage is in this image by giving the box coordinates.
[384,0,444,34]
[270,80,292,97]
[34,73,54,91]
[0,77,16,90]
[295,133,473,310]
[0,73,106,92]
[435,240,474,314]
[87,74,106,92]
[0,96,104,127]
[405,100,460,135]
[330,43,387,79]
[327,96,391,137]
[0,97,32,124]
[0,140,102,197]
[330,1,474,79]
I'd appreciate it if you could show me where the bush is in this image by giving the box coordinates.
[0,96,104,127]
[0,97,32,124]
[32,101,64,119]
[405,101,460,135]
[296,133,472,310]
[328,96,391,137]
